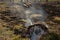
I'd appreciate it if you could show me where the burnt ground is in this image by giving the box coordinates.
[41,2,60,34]
[0,2,60,40]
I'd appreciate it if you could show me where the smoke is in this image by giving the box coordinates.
[1,1,48,40]
[24,4,48,27]
[30,25,47,40]
[23,3,48,40]
[25,10,33,27]
[5,2,48,27]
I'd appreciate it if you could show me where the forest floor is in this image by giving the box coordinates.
[0,2,60,40]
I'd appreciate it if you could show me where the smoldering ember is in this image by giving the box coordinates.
[0,0,60,40]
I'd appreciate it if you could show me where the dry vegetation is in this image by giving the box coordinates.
[0,1,60,40]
